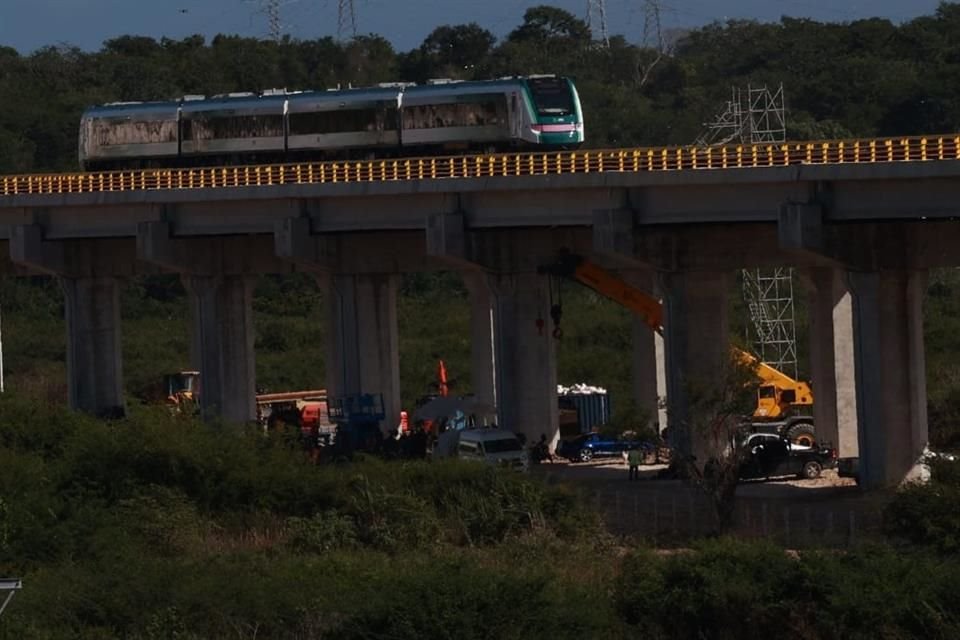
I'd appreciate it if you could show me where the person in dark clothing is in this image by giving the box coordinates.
[627,448,642,481]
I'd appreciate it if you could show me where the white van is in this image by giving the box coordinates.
[435,428,529,472]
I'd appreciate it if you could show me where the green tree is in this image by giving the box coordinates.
[671,354,761,533]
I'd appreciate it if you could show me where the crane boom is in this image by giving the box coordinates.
[538,250,814,421]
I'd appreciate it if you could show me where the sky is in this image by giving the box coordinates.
[0,0,947,55]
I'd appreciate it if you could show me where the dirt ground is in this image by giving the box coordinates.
[531,457,891,546]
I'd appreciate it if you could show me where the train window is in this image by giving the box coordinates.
[186,114,284,140]
[94,119,178,146]
[289,108,395,135]
[528,78,573,117]
[402,97,506,129]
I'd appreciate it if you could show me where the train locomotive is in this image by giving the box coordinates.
[78,75,584,171]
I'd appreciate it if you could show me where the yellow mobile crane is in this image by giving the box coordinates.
[538,250,817,446]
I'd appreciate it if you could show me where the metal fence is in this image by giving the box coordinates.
[3,135,958,196]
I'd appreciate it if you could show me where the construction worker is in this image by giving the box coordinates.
[627,447,642,481]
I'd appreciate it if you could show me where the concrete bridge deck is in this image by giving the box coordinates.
[0,135,957,491]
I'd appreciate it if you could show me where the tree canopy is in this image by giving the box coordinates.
[5,4,960,171]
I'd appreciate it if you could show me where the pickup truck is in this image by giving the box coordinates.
[738,433,837,480]
[555,432,655,463]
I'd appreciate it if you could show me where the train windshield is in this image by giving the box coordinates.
[527,77,574,117]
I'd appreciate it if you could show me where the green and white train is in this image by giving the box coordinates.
[78,75,584,170]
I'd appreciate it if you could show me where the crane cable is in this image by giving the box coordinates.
[548,274,563,339]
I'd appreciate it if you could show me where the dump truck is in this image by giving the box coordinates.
[538,250,817,446]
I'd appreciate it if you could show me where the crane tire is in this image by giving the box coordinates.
[786,422,817,447]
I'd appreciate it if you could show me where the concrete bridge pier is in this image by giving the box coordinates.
[462,272,498,410]
[848,270,929,488]
[274,219,411,432]
[9,225,128,417]
[622,269,665,432]
[424,216,588,446]
[138,221,295,424]
[61,277,125,418]
[781,209,932,487]
[487,271,558,446]
[802,267,859,458]
[659,270,731,461]
[320,273,402,431]
[181,275,257,424]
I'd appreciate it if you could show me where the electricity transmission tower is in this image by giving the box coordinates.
[262,0,282,42]
[695,84,797,377]
[586,0,609,47]
[338,0,357,40]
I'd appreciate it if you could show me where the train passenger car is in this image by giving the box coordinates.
[286,86,403,156]
[398,75,582,152]
[79,100,181,170]
[77,75,584,170]
[520,75,584,147]
[179,92,286,161]
[400,79,514,151]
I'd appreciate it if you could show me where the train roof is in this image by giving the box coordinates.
[404,78,529,95]
[81,76,572,118]
[82,100,181,119]
[179,92,286,115]
[286,86,402,112]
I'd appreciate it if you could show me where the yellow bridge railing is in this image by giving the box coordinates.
[2,136,958,197]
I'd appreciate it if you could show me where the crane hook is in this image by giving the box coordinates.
[549,303,563,340]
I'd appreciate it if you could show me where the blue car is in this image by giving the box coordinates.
[556,432,655,463]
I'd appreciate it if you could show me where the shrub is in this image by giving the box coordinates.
[805,545,960,639]
[113,485,208,556]
[613,540,960,640]
[883,458,960,553]
[347,475,441,551]
[285,511,358,554]
[614,538,808,639]
[330,557,612,640]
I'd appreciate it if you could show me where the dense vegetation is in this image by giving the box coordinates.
[1,396,959,639]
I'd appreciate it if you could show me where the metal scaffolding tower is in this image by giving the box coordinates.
[741,267,799,378]
[695,84,797,375]
[586,0,610,47]
[695,84,786,147]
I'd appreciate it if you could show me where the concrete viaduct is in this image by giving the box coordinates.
[2,141,960,490]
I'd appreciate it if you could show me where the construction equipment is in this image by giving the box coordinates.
[0,578,21,618]
[256,389,333,432]
[401,359,456,435]
[164,370,200,414]
[160,371,337,443]
[538,250,817,446]
[257,389,336,462]
[328,393,386,456]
